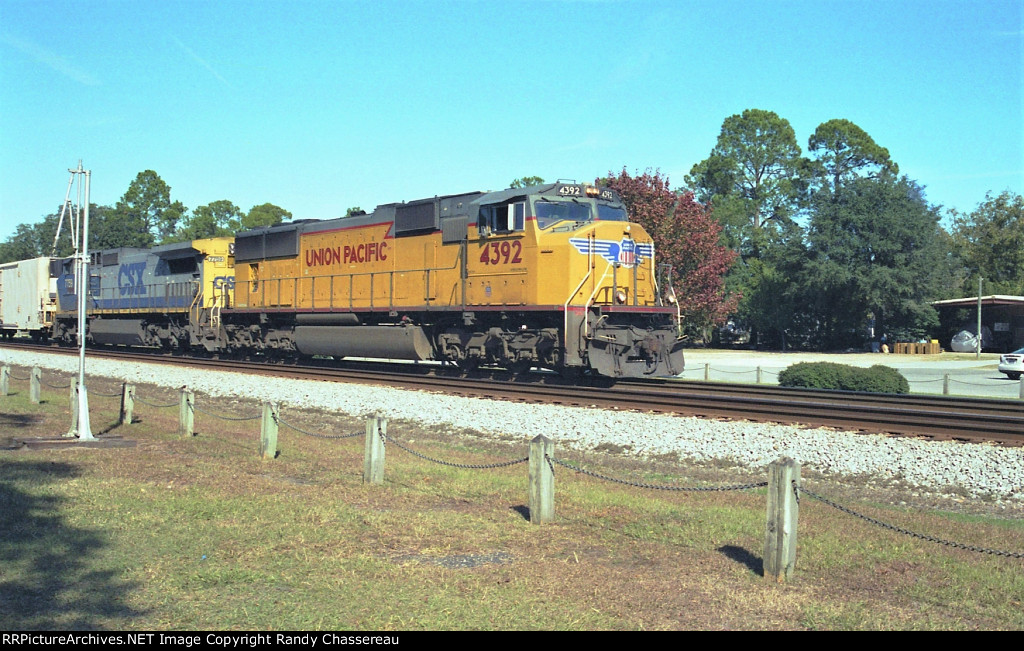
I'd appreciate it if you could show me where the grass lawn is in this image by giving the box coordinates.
[1,375,1022,630]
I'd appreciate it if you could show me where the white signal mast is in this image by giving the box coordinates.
[65,161,94,440]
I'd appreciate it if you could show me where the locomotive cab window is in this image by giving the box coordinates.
[534,199,594,230]
[478,202,525,236]
[597,203,628,222]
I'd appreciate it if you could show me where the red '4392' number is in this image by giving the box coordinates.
[479,240,523,265]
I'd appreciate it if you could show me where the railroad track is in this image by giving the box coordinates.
[3,341,1023,446]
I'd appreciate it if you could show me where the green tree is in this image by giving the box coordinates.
[949,191,1024,295]
[510,176,545,189]
[803,174,949,347]
[91,203,148,249]
[686,109,808,251]
[111,170,187,246]
[808,119,898,194]
[36,209,78,258]
[343,207,365,218]
[241,203,292,230]
[0,204,107,263]
[732,220,809,349]
[0,224,44,263]
[170,200,244,242]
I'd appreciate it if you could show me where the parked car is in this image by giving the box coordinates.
[998,347,1024,380]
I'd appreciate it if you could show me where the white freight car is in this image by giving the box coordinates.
[0,257,59,340]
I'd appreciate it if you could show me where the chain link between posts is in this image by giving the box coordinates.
[192,402,262,422]
[682,364,1018,392]
[133,395,179,409]
[548,455,768,492]
[277,415,364,440]
[798,485,1024,558]
[383,431,529,469]
[948,377,1007,387]
[89,387,124,398]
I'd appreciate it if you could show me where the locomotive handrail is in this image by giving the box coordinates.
[251,256,464,312]
[584,261,615,320]
[85,279,198,313]
[565,235,598,343]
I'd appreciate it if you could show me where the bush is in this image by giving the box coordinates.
[777,362,909,394]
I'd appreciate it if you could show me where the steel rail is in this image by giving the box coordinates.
[2,341,1022,445]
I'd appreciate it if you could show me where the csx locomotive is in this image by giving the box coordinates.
[26,181,685,378]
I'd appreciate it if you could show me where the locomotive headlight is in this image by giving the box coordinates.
[615,290,628,304]
[585,185,600,197]
[666,290,677,305]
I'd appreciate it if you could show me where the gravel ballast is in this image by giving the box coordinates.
[5,348,1024,506]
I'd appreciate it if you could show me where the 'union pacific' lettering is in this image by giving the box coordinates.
[305,242,388,267]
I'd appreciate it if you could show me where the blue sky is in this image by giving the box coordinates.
[1,0,1020,239]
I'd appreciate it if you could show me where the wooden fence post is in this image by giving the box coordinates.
[529,435,554,524]
[764,457,800,583]
[179,387,194,437]
[704,363,710,382]
[1019,376,1023,401]
[943,374,950,395]
[30,367,41,404]
[363,415,386,484]
[1,366,9,396]
[756,366,763,384]
[121,383,135,425]
[260,402,278,459]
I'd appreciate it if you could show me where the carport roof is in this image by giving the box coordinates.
[931,295,1024,307]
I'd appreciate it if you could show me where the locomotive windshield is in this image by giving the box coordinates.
[534,199,592,229]
[597,203,627,222]
[533,198,628,230]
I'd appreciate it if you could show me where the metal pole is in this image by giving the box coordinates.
[75,162,93,440]
[976,277,982,360]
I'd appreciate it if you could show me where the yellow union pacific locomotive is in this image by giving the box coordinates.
[226,181,684,378]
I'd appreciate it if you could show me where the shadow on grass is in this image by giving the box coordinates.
[0,412,44,428]
[0,459,144,630]
[510,505,531,521]
[717,545,764,576]
[96,420,123,436]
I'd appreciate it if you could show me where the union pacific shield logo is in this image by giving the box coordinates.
[568,238,654,268]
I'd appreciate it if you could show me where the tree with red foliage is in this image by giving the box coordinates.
[599,168,739,340]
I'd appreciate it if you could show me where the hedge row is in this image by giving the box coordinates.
[777,362,910,394]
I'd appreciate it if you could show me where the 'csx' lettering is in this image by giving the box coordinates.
[305,242,388,267]
[213,276,235,290]
[118,262,147,295]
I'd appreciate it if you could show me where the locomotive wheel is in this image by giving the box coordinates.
[456,357,480,373]
[508,360,533,375]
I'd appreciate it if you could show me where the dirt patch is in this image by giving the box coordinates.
[391,551,514,569]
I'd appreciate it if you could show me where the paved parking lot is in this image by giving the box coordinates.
[678,350,1022,400]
